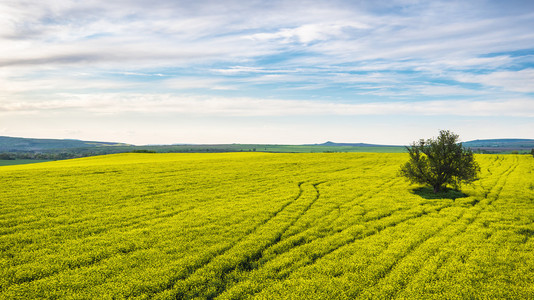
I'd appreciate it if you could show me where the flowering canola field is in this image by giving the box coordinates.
[1,153,533,299]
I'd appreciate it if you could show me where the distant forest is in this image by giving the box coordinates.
[1,136,533,162]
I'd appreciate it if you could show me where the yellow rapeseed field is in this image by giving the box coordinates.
[1,153,533,299]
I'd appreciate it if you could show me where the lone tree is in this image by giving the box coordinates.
[399,130,480,193]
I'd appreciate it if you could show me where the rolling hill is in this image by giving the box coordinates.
[463,139,534,149]
[0,136,129,152]
[0,136,532,157]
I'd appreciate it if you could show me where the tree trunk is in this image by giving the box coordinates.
[433,184,442,193]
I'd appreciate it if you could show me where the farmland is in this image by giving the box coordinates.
[0,160,51,167]
[1,153,533,299]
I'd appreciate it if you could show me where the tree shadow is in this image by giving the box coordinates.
[411,186,468,200]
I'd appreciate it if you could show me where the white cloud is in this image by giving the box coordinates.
[2,0,533,74]
[249,21,370,44]
[163,78,237,90]
[0,71,136,95]
[455,69,534,93]
[2,93,532,118]
[210,66,297,75]
[1,0,534,143]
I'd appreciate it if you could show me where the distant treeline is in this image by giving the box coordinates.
[0,152,94,161]
[1,144,532,161]
[0,145,265,161]
[471,148,534,155]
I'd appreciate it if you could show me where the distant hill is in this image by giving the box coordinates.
[1,136,533,157]
[0,136,129,152]
[463,139,534,149]
[311,141,399,147]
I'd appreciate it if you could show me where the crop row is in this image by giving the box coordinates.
[0,153,533,299]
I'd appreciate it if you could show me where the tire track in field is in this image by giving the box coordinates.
[252,176,401,257]
[387,173,513,299]
[352,207,469,298]
[6,189,275,289]
[469,157,518,211]
[365,157,520,298]
[242,200,456,298]
[479,155,508,190]
[391,211,482,298]
[197,182,326,300]
[378,203,488,298]
[484,157,518,206]
[279,176,402,242]
[149,181,309,298]
[322,202,452,255]
[227,176,403,278]
[473,155,501,195]
[254,181,325,257]
[471,156,514,202]
[243,182,322,263]
[261,182,333,247]
[257,177,405,263]
[297,185,454,262]
[402,157,518,278]
[152,181,327,299]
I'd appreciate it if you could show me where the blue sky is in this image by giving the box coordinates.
[1,0,533,145]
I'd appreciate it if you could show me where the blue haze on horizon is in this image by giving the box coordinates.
[0,0,533,145]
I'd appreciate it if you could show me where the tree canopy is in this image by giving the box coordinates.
[399,130,480,193]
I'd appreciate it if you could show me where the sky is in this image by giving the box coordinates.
[1,0,533,145]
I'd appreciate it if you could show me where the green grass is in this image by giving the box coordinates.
[0,159,51,166]
[99,144,406,153]
[0,153,533,299]
[257,145,405,153]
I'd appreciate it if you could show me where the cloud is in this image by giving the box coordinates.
[2,93,532,118]
[455,68,534,93]
[1,0,534,145]
[210,66,296,75]
[0,72,137,94]
[249,21,370,44]
[2,0,533,78]
[163,78,238,90]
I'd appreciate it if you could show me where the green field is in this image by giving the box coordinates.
[0,160,51,166]
[1,153,533,299]
[257,145,405,153]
